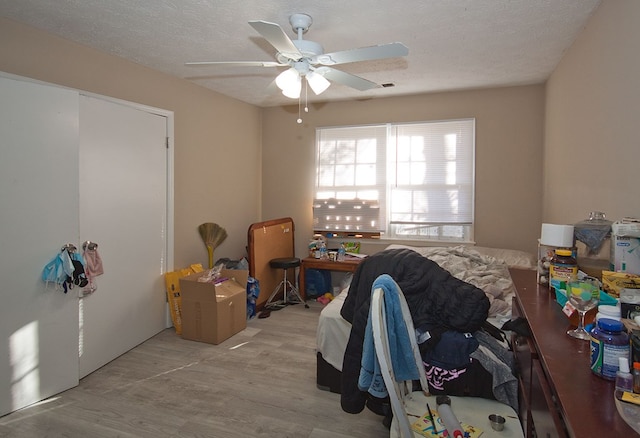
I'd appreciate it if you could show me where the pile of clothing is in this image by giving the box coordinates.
[340,248,517,415]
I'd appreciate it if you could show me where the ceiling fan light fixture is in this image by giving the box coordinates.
[282,83,301,99]
[306,71,331,95]
[276,68,302,98]
[275,67,298,90]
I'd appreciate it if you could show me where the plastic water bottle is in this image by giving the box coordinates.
[337,243,346,261]
[319,241,328,259]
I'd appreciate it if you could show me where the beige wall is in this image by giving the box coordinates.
[545,0,640,225]
[7,0,635,266]
[262,85,545,257]
[0,17,263,269]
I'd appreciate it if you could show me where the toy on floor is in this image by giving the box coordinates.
[316,292,334,305]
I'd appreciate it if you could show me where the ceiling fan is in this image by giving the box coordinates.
[185,13,409,100]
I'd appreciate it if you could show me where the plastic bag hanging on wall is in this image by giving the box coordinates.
[41,244,88,293]
[42,245,75,291]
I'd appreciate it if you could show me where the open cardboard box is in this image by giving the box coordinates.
[179,269,248,345]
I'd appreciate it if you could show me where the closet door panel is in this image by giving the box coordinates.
[78,95,168,378]
[0,75,80,416]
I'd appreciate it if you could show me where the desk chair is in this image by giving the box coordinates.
[369,274,523,438]
[265,257,309,309]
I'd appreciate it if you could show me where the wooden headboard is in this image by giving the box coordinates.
[247,217,296,308]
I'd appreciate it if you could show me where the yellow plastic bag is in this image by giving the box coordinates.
[164,264,203,334]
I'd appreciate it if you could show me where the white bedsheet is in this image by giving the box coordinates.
[316,288,352,370]
[316,245,536,372]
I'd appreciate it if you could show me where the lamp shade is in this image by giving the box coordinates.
[306,71,331,95]
[276,68,301,99]
[281,81,301,99]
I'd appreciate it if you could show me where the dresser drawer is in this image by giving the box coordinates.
[530,358,567,437]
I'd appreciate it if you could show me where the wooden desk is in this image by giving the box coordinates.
[509,268,636,437]
[299,256,363,298]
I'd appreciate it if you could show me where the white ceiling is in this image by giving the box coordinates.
[1,0,601,107]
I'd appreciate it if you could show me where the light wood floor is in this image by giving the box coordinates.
[0,300,389,437]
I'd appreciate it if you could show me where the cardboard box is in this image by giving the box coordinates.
[179,269,248,344]
[602,271,640,298]
[610,235,640,275]
[612,220,640,238]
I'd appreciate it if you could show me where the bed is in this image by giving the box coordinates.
[315,244,537,394]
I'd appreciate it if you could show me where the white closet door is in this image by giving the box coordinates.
[0,75,80,416]
[78,95,168,378]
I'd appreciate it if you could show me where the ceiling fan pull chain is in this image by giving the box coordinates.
[304,80,310,113]
[297,80,311,124]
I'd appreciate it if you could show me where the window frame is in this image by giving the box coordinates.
[314,119,475,243]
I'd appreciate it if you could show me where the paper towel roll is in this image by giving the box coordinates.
[540,223,574,247]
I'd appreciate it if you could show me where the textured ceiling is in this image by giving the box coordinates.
[0,0,601,107]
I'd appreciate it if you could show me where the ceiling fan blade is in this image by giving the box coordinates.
[185,61,285,67]
[313,42,408,66]
[249,20,302,60]
[315,67,380,91]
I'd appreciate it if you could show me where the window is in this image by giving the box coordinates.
[313,119,475,242]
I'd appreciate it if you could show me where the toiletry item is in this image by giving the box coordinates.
[633,362,640,393]
[616,357,634,392]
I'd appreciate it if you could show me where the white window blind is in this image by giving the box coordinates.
[314,125,387,234]
[314,119,475,241]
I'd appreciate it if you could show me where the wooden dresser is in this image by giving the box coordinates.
[509,268,637,437]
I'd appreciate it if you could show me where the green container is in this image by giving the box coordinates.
[555,288,618,307]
